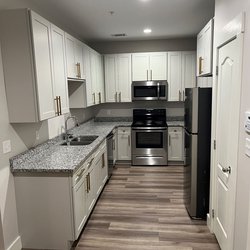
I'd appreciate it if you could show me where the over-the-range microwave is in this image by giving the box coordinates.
[131,80,168,101]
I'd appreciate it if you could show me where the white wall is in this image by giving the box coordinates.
[214,0,250,249]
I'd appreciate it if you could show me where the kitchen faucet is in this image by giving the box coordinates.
[64,116,79,144]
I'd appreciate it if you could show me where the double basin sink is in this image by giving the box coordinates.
[61,135,98,146]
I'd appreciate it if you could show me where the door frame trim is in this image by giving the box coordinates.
[208,11,245,244]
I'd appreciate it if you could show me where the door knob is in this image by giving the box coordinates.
[222,166,231,174]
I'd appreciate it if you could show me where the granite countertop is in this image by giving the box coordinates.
[166,116,184,127]
[10,120,131,174]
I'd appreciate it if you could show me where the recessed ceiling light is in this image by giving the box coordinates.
[144,28,152,34]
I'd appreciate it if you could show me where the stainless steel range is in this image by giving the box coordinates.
[131,109,168,166]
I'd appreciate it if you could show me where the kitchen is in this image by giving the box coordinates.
[0,1,250,250]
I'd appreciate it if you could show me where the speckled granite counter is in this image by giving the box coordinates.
[10,120,131,174]
[167,121,184,127]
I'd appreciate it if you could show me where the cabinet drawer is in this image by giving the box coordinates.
[118,127,131,135]
[168,127,182,133]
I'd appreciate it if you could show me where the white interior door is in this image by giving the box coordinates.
[214,36,243,250]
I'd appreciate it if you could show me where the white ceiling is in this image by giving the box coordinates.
[4,0,215,42]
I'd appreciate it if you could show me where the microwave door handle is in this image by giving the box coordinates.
[157,82,160,99]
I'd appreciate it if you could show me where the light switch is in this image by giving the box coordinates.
[2,140,11,154]
[246,138,250,158]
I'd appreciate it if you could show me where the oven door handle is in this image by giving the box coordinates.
[132,127,167,131]
[157,82,160,99]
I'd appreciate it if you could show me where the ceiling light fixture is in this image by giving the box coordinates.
[144,28,152,34]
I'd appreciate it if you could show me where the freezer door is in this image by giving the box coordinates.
[184,129,198,217]
[184,88,198,133]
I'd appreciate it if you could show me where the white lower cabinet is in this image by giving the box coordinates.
[168,127,184,162]
[117,127,131,161]
[14,140,108,250]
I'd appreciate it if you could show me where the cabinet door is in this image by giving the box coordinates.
[31,11,55,120]
[117,128,131,161]
[96,54,105,104]
[149,52,167,80]
[181,51,196,100]
[75,40,84,79]
[86,168,96,214]
[90,51,97,105]
[65,33,76,79]
[132,53,149,81]
[117,54,132,102]
[73,175,87,239]
[168,127,184,161]
[168,52,182,102]
[50,24,69,114]
[83,46,94,107]
[197,19,213,76]
[104,55,117,102]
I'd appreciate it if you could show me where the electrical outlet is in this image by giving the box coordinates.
[2,140,11,154]
[36,131,40,140]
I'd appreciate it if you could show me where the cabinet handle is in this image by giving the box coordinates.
[76,62,81,78]
[87,158,94,169]
[102,153,105,168]
[54,96,59,116]
[112,139,115,150]
[93,93,96,104]
[169,135,171,146]
[86,174,89,193]
[115,92,118,102]
[199,57,204,75]
[58,96,62,115]
[119,92,121,102]
[151,70,153,80]
[128,135,130,146]
[179,90,181,101]
[98,92,101,103]
[183,91,185,101]
[88,174,91,191]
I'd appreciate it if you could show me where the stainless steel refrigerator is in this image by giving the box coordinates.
[184,87,212,219]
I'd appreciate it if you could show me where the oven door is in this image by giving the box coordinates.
[131,127,168,165]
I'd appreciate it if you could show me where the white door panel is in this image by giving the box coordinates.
[214,36,243,250]
[149,52,167,80]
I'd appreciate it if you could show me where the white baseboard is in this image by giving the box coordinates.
[6,236,22,250]
[207,213,212,232]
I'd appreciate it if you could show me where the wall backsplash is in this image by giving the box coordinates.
[95,101,184,118]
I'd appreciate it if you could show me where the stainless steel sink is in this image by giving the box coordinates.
[61,135,98,146]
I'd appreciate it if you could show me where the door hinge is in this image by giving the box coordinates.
[213,140,216,150]
[212,209,215,218]
[216,66,219,76]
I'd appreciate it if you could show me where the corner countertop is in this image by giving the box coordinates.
[10,120,131,174]
[167,121,184,127]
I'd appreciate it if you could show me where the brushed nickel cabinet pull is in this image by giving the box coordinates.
[183,91,185,101]
[128,135,130,146]
[119,92,121,102]
[76,62,81,78]
[58,96,62,115]
[179,90,181,101]
[88,174,91,191]
[115,92,118,102]
[98,92,101,103]
[169,135,171,146]
[199,57,204,75]
[54,96,59,116]
[102,154,105,168]
[93,93,96,104]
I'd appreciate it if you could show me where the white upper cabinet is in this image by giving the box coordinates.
[132,52,167,81]
[168,52,182,102]
[168,51,196,101]
[65,33,84,80]
[0,9,62,122]
[197,19,213,76]
[31,11,56,120]
[104,54,131,103]
[50,24,69,115]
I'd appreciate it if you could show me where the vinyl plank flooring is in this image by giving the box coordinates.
[75,165,220,250]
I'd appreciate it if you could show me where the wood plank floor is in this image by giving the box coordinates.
[75,166,220,250]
